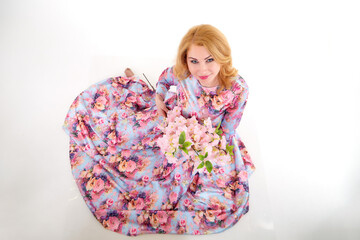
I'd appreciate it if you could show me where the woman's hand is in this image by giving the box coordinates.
[155,94,168,117]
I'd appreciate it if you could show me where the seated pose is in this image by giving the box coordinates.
[63,24,255,236]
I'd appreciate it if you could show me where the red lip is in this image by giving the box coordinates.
[199,76,209,80]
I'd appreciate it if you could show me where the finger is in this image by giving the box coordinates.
[162,105,169,113]
[157,109,166,117]
[157,101,168,113]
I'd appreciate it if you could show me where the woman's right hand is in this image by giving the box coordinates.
[155,94,168,117]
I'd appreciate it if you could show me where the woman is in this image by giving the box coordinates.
[63,24,254,236]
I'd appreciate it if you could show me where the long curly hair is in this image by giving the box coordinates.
[174,24,238,93]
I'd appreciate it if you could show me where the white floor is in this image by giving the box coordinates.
[1,1,359,239]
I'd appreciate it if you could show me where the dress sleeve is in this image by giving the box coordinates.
[156,66,177,100]
[221,76,249,142]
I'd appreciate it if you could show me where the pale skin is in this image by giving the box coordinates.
[156,44,221,117]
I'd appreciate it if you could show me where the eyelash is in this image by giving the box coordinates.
[190,58,215,64]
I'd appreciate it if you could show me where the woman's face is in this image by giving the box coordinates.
[186,44,221,87]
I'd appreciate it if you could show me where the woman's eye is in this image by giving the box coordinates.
[191,60,198,64]
[206,58,214,63]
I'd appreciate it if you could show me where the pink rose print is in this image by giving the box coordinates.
[92,164,102,175]
[179,219,186,227]
[126,160,136,173]
[94,208,107,219]
[121,149,131,158]
[174,173,181,181]
[130,227,137,236]
[106,216,120,231]
[239,170,248,181]
[96,96,107,105]
[183,199,191,207]
[98,118,104,124]
[169,192,178,203]
[121,112,127,118]
[93,178,105,193]
[99,159,106,166]
[135,198,145,210]
[106,198,114,206]
[157,211,168,224]
[142,175,149,183]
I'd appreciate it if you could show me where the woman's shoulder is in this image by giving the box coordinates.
[159,66,176,80]
[228,74,248,94]
[160,65,175,75]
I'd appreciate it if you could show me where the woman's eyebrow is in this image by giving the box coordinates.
[188,55,212,60]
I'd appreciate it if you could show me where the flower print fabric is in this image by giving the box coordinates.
[63,66,255,236]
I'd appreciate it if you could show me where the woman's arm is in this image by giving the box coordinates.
[220,77,249,142]
[155,67,177,117]
[156,67,177,100]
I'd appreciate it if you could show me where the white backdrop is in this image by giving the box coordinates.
[1,0,359,239]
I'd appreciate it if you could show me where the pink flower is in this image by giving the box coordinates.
[126,160,136,173]
[107,145,117,154]
[105,216,120,231]
[106,198,114,206]
[142,137,150,145]
[239,170,248,181]
[169,192,178,203]
[150,214,160,228]
[93,178,105,193]
[84,144,90,151]
[194,230,200,235]
[216,178,226,188]
[109,138,117,146]
[205,210,216,222]
[92,164,102,175]
[135,198,145,210]
[174,173,181,181]
[179,219,186,227]
[99,159,106,166]
[96,96,107,105]
[217,211,227,221]
[142,175,149,183]
[130,227,137,236]
[157,211,168,224]
[127,96,136,102]
[220,90,235,106]
[130,190,139,198]
[121,149,131,158]
[121,112,127,118]
[98,118,104,124]
[183,199,191,207]
[91,191,100,201]
[219,168,225,174]
[94,208,107,219]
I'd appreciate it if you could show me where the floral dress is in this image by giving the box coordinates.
[63,66,255,236]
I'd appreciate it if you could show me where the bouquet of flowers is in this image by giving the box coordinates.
[157,106,234,173]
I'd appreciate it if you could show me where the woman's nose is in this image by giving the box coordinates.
[199,62,207,73]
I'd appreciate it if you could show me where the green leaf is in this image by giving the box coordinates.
[182,147,189,155]
[226,144,234,156]
[204,152,208,158]
[197,161,204,169]
[183,141,192,148]
[199,154,205,161]
[205,161,213,173]
[215,128,223,137]
[179,131,185,144]
[216,121,221,130]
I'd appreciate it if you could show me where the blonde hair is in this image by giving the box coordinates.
[174,24,238,93]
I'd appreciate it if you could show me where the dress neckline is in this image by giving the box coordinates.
[192,76,219,93]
